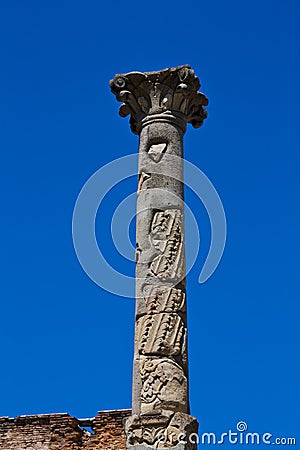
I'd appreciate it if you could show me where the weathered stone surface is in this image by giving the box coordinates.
[148,143,167,162]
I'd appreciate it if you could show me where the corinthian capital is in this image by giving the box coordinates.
[110,64,208,134]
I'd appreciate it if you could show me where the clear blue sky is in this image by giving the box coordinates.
[0,0,299,446]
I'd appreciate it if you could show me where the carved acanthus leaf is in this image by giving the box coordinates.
[125,414,169,447]
[110,65,208,134]
[125,413,198,449]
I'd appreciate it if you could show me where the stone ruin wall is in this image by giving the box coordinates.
[0,409,130,450]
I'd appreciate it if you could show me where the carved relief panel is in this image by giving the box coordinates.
[137,313,184,356]
[150,209,184,281]
[143,285,186,314]
[140,357,188,415]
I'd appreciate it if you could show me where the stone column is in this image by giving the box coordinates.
[110,65,208,450]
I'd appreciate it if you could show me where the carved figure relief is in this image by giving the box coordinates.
[150,209,184,281]
[137,313,184,355]
[140,357,187,414]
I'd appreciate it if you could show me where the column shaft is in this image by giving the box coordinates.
[110,65,208,449]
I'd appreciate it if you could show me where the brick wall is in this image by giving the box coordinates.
[0,409,130,450]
